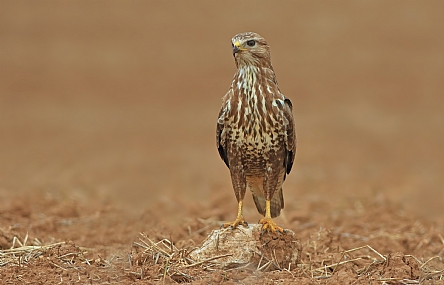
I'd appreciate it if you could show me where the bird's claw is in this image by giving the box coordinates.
[259,217,285,234]
[222,217,248,229]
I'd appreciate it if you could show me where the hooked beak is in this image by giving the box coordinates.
[232,41,242,55]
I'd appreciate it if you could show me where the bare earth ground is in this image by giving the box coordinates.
[1,1,444,284]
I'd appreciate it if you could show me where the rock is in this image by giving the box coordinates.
[190,224,301,271]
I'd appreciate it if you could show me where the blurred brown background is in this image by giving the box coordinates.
[1,1,443,218]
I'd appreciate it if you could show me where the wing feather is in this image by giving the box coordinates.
[216,108,230,169]
[283,97,296,174]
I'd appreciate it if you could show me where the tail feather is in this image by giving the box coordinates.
[270,187,284,218]
[253,188,284,218]
[253,195,266,216]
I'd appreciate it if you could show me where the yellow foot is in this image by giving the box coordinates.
[259,217,285,234]
[222,217,248,229]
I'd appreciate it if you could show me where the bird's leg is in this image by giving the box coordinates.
[259,200,284,233]
[223,163,248,229]
[260,162,285,233]
[223,200,248,229]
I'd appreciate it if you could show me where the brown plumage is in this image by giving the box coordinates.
[216,32,296,233]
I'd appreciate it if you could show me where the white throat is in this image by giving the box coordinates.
[236,65,259,94]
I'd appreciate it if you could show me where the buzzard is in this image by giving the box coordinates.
[216,32,296,233]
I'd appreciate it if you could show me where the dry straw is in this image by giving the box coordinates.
[131,226,444,283]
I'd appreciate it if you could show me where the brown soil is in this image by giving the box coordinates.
[1,1,444,284]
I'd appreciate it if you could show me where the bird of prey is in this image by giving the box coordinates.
[216,32,296,233]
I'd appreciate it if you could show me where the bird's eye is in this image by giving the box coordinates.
[246,40,256,47]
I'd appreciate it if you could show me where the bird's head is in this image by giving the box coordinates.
[231,32,271,68]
